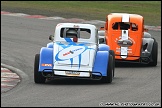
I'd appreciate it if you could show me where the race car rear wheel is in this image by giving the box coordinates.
[109,50,115,77]
[101,54,113,83]
[149,40,158,66]
[34,54,46,83]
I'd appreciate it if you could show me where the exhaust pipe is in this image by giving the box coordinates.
[46,74,52,80]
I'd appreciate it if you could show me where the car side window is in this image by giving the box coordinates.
[112,22,119,30]
[60,28,64,38]
[131,23,138,31]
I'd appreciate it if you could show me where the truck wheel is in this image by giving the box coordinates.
[149,41,158,66]
[34,54,46,83]
[109,50,115,77]
[101,54,113,83]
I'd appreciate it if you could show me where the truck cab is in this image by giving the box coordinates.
[99,13,158,66]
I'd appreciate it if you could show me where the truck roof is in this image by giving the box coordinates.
[108,13,143,19]
[56,23,97,29]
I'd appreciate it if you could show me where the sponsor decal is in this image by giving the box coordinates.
[63,47,83,56]
[54,38,95,68]
[60,46,85,59]
[74,25,80,28]
[117,39,133,47]
[42,64,52,67]
[116,48,132,54]
[65,71,80,76]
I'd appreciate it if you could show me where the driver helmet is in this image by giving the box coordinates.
[66,29,78,38]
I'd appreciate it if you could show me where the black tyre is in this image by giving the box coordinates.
[101,54,113,83]
[34,54,46,83]
[109,50,115,77]
[148,40,158,66]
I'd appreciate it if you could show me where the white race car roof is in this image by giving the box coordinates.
[54,23,98,43]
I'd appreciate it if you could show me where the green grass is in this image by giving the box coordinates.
[1,1,161,26]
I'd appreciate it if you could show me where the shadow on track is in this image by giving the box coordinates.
[115,61,156,68]
[41,78,114,85]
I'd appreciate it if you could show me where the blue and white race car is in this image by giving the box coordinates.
[34,23,115,83]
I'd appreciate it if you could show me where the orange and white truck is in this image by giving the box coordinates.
[99,13,158,66]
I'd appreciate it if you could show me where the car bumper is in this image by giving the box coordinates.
[40,69,103,80]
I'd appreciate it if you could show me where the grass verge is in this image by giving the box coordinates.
[1,1,161,26]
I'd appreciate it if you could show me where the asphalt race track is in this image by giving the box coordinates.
[1,15,161,107]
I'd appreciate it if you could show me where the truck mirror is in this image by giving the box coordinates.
[144,28,148,32]
[49,35,54,41]
[100,27,104,30]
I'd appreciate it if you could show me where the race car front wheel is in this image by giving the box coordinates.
[34,54,46,83]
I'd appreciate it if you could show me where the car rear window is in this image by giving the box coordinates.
[112,22,138,31]
[60,28,91,39]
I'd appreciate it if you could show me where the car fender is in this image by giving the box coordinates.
[47,42,53,48]
[141,38,154,57]
[98,30,105,36]
[98,44,110,51]
[144,32,151,38]
[39,47,53,72]
[92,51,109,76]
